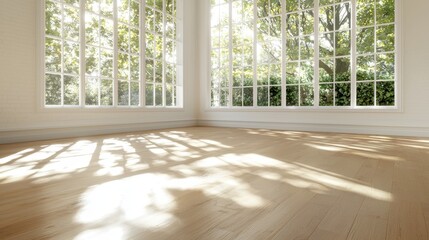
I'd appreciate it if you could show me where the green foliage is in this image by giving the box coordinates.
[376,81,395,106]
[335,83,351,106]
[270,86,282,106]
[357,82,374,106]
[286,85,299,106]
[319,84,333,106]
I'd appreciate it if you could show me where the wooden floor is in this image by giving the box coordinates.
[1,127,429,240]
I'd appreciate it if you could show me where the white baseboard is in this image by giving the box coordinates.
[198,120,429,138]
[0,120,197,144]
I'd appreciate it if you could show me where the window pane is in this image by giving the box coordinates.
[101,79,113,106]
[118,81,130,105]
[64,75,80,105]
[335,83,351,106]
[357,82,374,106]
[85,78,99,106]
[376,81,395,106]
[319,83,334,106]
[45,74,62,105]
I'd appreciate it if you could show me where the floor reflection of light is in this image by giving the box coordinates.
[0,148,35,164]
[74,225,126,240]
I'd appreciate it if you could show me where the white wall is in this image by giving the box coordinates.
[0,0,198,143]
[197,0,429,137]
[1,0,429,143]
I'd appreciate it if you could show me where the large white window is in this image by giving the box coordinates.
[210,0,398,109]
[43,0,182,108]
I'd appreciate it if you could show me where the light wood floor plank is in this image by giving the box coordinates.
[1,127,429,240]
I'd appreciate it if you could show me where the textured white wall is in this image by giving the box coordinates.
[0,0,198,140]
[197,0,429,137]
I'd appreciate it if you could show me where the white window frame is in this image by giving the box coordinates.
[37,0,184,111]
[206,0,402,112]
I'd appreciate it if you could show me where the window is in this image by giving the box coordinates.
[43,0,181,108]
[210,0,398,109]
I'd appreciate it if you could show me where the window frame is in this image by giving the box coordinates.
[206,0,402,112]
[37,0,184,111]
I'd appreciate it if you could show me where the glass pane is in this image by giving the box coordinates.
[85,13,99,46]
[155,60,163,83]
[243,66,253,86]
[335,30,350,56]
[357,82,374,106]
[357,55,375,81]
[257,86,268,106]
[300,10,314,35]
[357,3,374,27]
[319,6,333,33]
[118,80,130,105]
[64,75,79,105]
[319,33,334,58]
[146,83,154,106]
[145,7,154,32]
[118,53,130,80]
[118,0,130,23]
[376,0,395,24]
[301,0,314,10]
[101,79,113,106]
[286,62,299,84]
[64,41,80,74]
[45,74,61,105]
[130,0,140,27]
[319,83,334,106]
[100,49,114,78]
[270,86,282,106]
[130,55,139,81]
[45,0,62,37]
[86,0,99,13]
[130,81,140,106]
[118,24,130,52]
[86,46,99,76]
[286,0,298,12]
[100,0,114,18]
[300,61,313,84]
[335,83,351,106]
[357,27,374,54]
[286,13,299,37]
[220,88,229,106]
[335,3,351,31]
[286,38,299,61]
[300,84,314,106]
[155,84,163,106]
[45,38,62,73]
[335,57,350,82]
[376,53,395,80]
[270,0,281,15]
[243,87,253,106]
[286,85,299,106]
[376,81,395,106]
[145,59,154,82]
[257,0,269,18]
[257,65,269,85]
[300,36,314,60]
[100,18,114,48]
[166,84,175,106]
[270,64,281,85]
[85,78,99,106]
[319,59,334,82]
[233,88,243,106]
[63,5,80,41]
[376,24,395,52]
